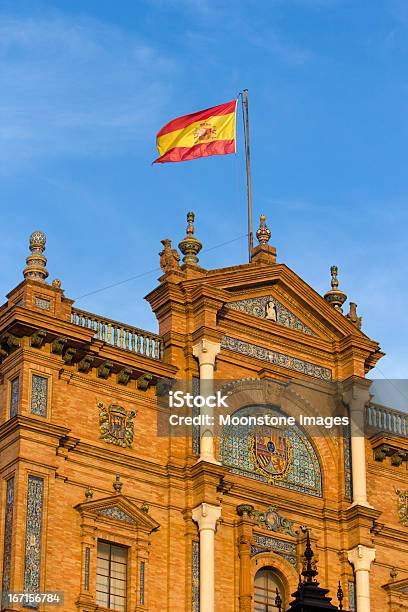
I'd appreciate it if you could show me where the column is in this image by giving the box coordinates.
[193,339,221,464]
[343,383,371,507]
[348,545,375,612]
[192,503,222,612]
[236,505,254,612]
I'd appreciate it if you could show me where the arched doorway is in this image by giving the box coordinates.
[254,567,285,611]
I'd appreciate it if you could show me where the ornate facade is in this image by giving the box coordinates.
[0,219,407,612]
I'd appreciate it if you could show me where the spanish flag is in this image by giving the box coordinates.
[153,100,237,164]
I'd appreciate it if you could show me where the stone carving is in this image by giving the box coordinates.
[137,373,154,391]
[347,302,362,329]
[226,295,315,335]
[78,355,94,373]
[96,506,136,524]
[30,330,47,348]
[117,368,133,385]
[63,347,76,364]
[253,506,297,537]
[52,337,68,355]
[159,239,180,273]
[98,402,136,448]
[396,489,408,527]
[221,335,332,382]
[97,361,113,379]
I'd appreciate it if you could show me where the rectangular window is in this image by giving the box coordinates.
[96,541,127,611]
[30,375,48,417]
[10,376,20,418]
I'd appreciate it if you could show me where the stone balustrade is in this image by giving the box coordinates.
[71,308,163,360]
[366,403,408,437]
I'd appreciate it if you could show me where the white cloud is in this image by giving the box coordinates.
[0,15,175,169]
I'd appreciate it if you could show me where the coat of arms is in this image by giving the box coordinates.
[250,427,293,482]
[194,121,216,144]
[98,402,136,448]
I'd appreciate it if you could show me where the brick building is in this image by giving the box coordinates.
[0,215,407,612]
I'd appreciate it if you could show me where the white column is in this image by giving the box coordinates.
[348,545,376,612]
[192,503,222,612]
[193,339,221,464]
[343,383,372,507]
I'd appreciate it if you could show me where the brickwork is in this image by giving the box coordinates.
[0,247,406,612]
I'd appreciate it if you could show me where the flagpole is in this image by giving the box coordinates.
[242,89,253,262]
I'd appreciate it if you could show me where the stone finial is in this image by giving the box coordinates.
[256,214,271,245]
[347,302,362,329]
[178,212,202,266]
[85,486,93,500]
[323,265,347,312]
[23,230,48,282]
[251,214,276,264]
[390,567,398,580]
[113,474,123,494]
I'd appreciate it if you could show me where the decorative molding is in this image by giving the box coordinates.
[221,335,332,382]
[396,489,408,527]
[192,540,200,612]
[226,295,316,336]
[140,561,145,605]
[1,477,15,607]
[34,297,51,311]
[253,506,297,537]
[251,533,297,568]
[84,546,90,592]
[10,376,20,418]
[30,374,48,417]
[348,579,356,612]
[23,476,44,598]
[192,376,200,455]
[98,402,136,448]
[96,506,136,525]
[343,424,352,499]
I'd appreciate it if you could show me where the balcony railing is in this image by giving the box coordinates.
[71,308,163,360]
[366,403,408,437]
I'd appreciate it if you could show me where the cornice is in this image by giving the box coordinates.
[0,414,70,443]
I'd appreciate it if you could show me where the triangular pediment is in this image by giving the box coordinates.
[225,293,316,337]
[200,262,375,343]
[75,494,159,532]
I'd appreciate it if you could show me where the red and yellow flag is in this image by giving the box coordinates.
[153,100,237,164]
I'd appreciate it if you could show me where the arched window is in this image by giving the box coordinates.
[254,567,285,611]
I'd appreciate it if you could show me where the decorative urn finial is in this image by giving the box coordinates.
[256,214,271,245]
[23,230,48,282]
[178,212,202,266]
[324,265,347,312]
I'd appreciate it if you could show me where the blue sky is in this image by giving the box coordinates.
[1,0,407,392]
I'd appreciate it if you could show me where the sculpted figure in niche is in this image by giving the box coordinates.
[265,299,277,321]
